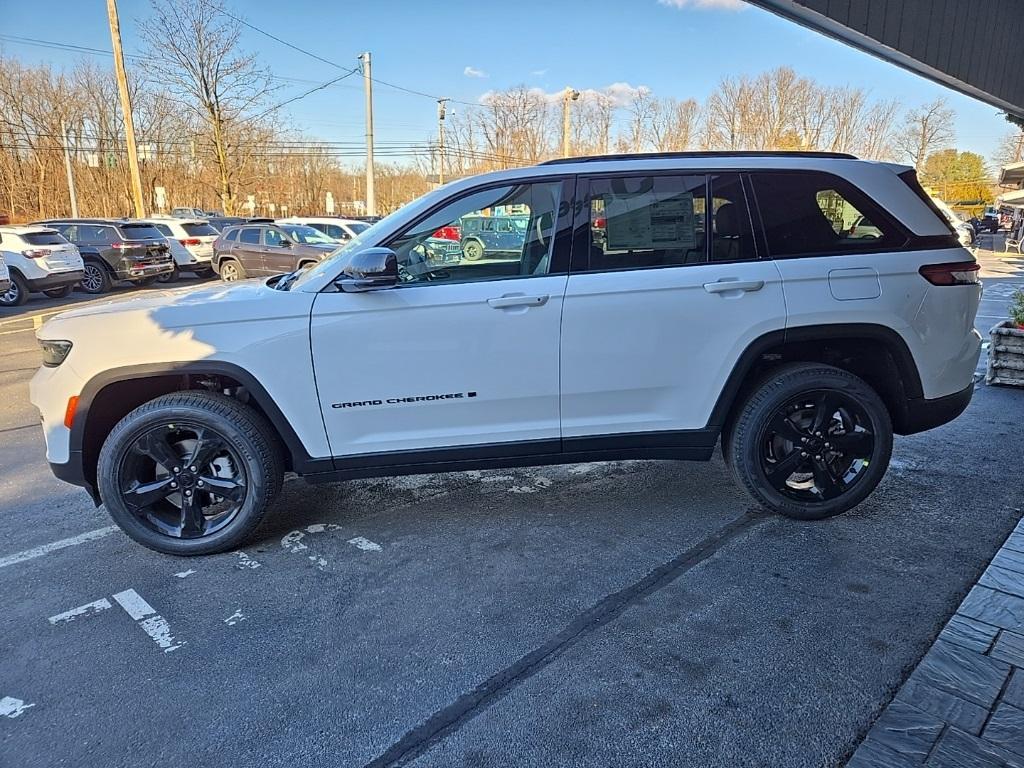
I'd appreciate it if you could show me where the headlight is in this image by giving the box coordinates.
[39,339,73,368]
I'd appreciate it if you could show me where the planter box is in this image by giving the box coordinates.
[986,321,1024,387]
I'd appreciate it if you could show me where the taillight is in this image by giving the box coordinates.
[21,248,49,258]
[180,238,201,246]
[111,241,130,250]
[919,261,981,286]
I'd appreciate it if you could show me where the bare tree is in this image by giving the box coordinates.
[895,97,956,170]
[138,0,276,212]
[993,128,1024,168]
[648,98,700,152]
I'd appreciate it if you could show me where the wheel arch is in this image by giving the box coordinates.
[73,361,324,492]
[709,324,925,438]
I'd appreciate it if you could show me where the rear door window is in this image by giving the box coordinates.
[749,172,903,257]
[582,174,707,271]
[238,228,261,245]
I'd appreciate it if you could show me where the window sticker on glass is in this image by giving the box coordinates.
[604,191,696,251]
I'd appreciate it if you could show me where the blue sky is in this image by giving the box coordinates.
[0,0,1013,165]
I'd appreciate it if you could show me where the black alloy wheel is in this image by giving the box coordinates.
[118,422,247,540]
[726,364,892,520]
[759,389,875,503]
[98,391,283,555]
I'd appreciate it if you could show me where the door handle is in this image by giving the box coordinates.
[487,295,549,309]
[703,279,764,294]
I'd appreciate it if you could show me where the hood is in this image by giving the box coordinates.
[42,279,287,330]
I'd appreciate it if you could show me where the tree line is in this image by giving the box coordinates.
[1,0,1020,222]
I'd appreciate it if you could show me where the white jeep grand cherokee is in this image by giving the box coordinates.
[30,152,982,555]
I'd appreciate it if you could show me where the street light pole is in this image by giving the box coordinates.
[561,87,580,158]
[60,120,79,218]
[437,98,449,185]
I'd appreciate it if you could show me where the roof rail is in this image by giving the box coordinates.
[538,150,858,166]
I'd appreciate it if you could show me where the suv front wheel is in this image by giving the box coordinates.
[97,391,284,555]
[726,364,893,520]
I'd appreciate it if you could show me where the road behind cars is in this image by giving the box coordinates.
[1,272,1022,766]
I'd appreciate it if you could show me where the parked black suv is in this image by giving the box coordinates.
[212,222,338,281]
[35,219,174,294]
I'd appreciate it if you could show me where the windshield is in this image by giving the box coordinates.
[280,224,337,245]
[348,222,370,235]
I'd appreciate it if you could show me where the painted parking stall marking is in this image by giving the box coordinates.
[48,598,112,625]
[0,697,35,719]
[112,589,185,652]
[0,526,120,569]
[281,523,384,570]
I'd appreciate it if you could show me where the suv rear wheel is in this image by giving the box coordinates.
[97,391,284,555]
[80,260,111,294]
[726,364,892,520]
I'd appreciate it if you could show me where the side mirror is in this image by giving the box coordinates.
[336,247,398,292]
[280,238,293,247]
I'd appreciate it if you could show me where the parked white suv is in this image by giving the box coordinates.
[276,216,371,243]
[30,152,981,555]
[139,217,219,280]
[0,253,10,296]
[0,226,85,306]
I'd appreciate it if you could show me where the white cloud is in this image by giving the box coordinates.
[464,66,488,79]
[477,82,651,108]
[658,0,746,9]
[531,69,547,76]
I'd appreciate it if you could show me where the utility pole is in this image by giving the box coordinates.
[358,52,376,217]
[107,0,145,218]
[561,87,580,158]
[437,98,449,185]
[60,119,79,218]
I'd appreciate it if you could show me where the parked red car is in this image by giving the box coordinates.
[431,225,461,241]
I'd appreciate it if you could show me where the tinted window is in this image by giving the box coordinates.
[750,172,902,257]
[117,223,164,240]
[348,222,370,235]
[239,228,261,244]
[89,226,117,244]
[387,181,565,285]
[182,223,218,237]
[224,228,239,242]
[154,224,173,236]
[264,228,286,247]
[23,231,68,246]
[279,225,335,245]
[585,175,707,271]
[710,173,757,262]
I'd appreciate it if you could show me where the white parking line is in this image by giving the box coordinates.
[0,696,35,718]
[348,536,382,552]
[112,588,184,652]
[48,598,112,625]
[0,526,120,569]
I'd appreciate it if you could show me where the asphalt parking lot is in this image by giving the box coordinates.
[2,249,1023,767]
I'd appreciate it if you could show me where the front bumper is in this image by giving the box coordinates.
[49,454,98,504]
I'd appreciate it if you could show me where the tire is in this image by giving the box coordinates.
[0,272,29,306]
[80,260,111,294]
[462,240,484,261]
[43,284,73,299]
[97,391,284,556]
[726,363,892,521]
[218,258,245,282]
[156,265,179,283]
